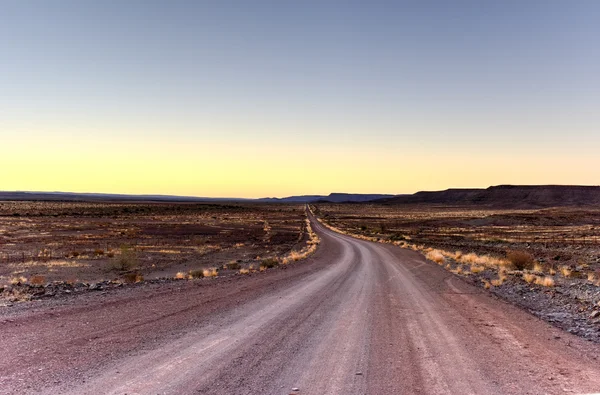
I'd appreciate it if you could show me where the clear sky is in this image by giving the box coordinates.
[1,1,599,198]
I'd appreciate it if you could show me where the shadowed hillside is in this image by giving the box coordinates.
[375,185,600,208]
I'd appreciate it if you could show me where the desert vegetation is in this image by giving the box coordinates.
[313,203,600,340]
[0,202,310,289]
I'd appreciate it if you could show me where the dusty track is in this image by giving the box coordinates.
[1,213,600,394]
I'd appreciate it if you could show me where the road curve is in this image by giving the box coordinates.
[2,213,600,394]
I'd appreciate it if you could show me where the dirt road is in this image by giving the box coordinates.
[2,213,600,394]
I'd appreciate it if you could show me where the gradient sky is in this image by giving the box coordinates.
[1,1,599,198]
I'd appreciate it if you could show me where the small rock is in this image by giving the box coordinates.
[291,388,299,392]
[356,372,363,375]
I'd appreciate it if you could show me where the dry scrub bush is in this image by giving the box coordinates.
[535,276,555,287]
[226,261,241,270]
[533,262,545,273]
[261,258,279,269]
[29,275,45,285]
[175,272,186,280]
[470,265,485,274]
[506,250,535,271]
[523,273,537,284]
[491,278,505,287]
[482,279,491,289]
[239,268,250,275]
[123,272,143,283]
[426,250,445,264]
[588,272,596,282]
[188,269,204,279]
[560,266,572,278]
[111,246,138,272]
[203,267,218,277]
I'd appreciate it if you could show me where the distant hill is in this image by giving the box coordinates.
[374,185,600,208]
[258,193,397,203]
[0,191,395,204]
[0,191,251,203]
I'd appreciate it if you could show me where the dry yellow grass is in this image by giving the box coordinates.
[425,250,445,264]
[470,265,485,274]
[10,276,27,285]
[175,272,186,280]
[560,266,572,278]
[523,273,537,284]
[203,267,218,277]
[533,262,544,273]
[482,279,491,289]
[549,267,557,275]
[535,276,555,287]
[491,278,504,287]
[587,272,596,282]
[239,268,250,275]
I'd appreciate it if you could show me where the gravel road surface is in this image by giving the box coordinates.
[2,213,600,394]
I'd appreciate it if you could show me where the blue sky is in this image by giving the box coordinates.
[1,1,599,197]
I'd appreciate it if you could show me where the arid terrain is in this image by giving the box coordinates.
[314,203,600,341]
[1,209,600,394]
[0,202,315,301]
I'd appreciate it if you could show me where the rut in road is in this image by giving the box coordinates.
[2,214,600,395]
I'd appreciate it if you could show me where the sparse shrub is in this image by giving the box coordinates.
[535,276,555,287]
[523,273,537,284]
[226,261,241,270]
[203,267,218,277]
[239,268,250,275]
[426,250,445,264]
[261,258,279,269]
[506,250,535,271]
[533,262,544,273]
[560,266,572,278]
[94,249,104,256]
[360,225,367,231]
[491,278,504,287]
[188,269,204,279]
[123,272,143,283]
[175,272,186,279]
[30,275,45,285]
[110,246,138,272]
[470,265,485,274]
[587,272,596,282]
[71,251,80,258]
[482,279,491,289]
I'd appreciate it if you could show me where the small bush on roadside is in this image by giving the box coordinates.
[189,269,204,279]
[226,261,241,270]
[123,272,143,283]
[506,250,535,270]
[523,273,537,284]
[110,245,138,272]
[203,267,218,277]
[239,268,250,275]
[535,276,555,287]
[426,250,445,264]
[29,275,46,285]
[470,265,485,274]
[261,258,279,269]
[560,266,572,278]
[175,272,186,279]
